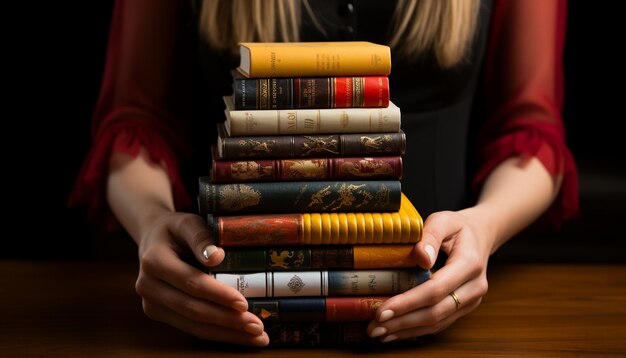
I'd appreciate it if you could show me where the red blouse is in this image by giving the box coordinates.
[70,0,578,228]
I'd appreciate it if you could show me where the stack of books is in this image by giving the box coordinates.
[197,42,428,347]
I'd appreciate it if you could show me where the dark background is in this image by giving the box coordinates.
[5,2,624,261]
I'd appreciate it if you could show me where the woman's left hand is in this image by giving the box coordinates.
[367,207,495,342]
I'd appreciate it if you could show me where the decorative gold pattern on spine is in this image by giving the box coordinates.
[330,78,335,108]
[353,77,364,107]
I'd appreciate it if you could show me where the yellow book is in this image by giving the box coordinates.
[210,193,423,246]
[237,41,392,78]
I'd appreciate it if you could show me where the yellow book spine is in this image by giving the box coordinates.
[217,194,422,246]
[240,42,391,78]
[299,193,422,244]
[353,245,419,269]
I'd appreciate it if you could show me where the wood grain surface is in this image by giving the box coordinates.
[1,261,624,357]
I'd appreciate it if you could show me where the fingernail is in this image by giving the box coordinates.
[202,245,217,260]
[382,334,398,343]
[379,310,394,322]
[244,322,263,335]
[370,327,387,338]
[252,333,270,346]
[424,244,436,266]
[232,300,248,312]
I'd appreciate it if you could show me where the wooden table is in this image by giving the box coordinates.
[1,261,624,357]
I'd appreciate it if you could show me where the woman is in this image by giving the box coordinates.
[71,0,578,347]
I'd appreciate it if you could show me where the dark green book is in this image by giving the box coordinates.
[198,177,401,216]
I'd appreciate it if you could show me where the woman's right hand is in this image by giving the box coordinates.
[134,211,269,346]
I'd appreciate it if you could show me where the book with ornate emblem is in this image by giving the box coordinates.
[210,244,419,272]
[210,155,402,183]
[247,296,391,322]
[223,96,401,136]
[198,178,401,215]
[237,41,391,78]
[232,75,389,110]
[206,193,422,246]
[210,268,430,297]
[215,123,406,160]
[207,192,422,246]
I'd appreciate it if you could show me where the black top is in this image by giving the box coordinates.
[191,0,492,218]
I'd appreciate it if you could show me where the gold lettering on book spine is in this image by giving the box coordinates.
[353,77,364,107]
[218,184,261,212]
[259,79,270,109]
[330,77,335,108]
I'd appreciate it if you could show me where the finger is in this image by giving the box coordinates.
[136,273,263,333]
[140,243,248,312]
[368,276,487,337]
[142,300,269,347]
[415,212,461,269]
[374,238,481,321]
[373,298,481,343]
[169,214,225,267]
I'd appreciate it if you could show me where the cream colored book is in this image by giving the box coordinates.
[222,95,401,136]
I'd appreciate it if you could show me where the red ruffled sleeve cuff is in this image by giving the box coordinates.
[69,108,191,231]
[472,123,579,228]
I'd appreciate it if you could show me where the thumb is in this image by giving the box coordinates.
[415,212,460,269]
[169,213,225,267]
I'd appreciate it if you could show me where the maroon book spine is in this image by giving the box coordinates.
[211,156,402,183]
[325,297,388,321]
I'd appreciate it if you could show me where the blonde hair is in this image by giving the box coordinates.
[200,0,480,68]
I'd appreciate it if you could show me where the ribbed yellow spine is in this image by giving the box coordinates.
[300,193,422,244]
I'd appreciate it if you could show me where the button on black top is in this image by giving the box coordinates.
[338,2,355,17]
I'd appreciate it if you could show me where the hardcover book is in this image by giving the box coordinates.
[198,178,401,215]
[237,41,391,78]
[211,244,419,272]
[247,296,391,322]
[265,322,373,347]
[223,96,401,136]
[207,193,423,246]
[265,322,426,347]
[210,268,431,297]
[210,156,402,183]
[233,75,389,110]
[215,123,406,159]
[210,244,417,272]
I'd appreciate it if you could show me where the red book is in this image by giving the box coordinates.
[233,75,389,109]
